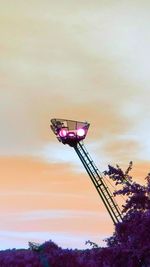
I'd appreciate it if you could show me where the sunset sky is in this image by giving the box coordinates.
[1,0,150,250]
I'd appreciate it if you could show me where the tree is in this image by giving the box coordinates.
[104,162,150,261]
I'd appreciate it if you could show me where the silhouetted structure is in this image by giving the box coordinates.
[51,118,122,224]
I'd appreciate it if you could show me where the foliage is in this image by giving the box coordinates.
[104,161,150,214]
[104,162,150,266]
[85,240,99,248]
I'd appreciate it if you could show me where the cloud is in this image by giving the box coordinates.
[1,0,150,161]
[102,136,141,163]
[0,156,108,212]
[19,209,108,221]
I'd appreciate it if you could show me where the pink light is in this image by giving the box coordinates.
[68,132,75,137]
[77,128,85,137]
[59,128,68,137]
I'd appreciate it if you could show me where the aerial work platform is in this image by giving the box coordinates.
[51,118,90,146]
[51,118,122,224]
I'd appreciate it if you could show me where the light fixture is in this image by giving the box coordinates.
[59,128,68,137]
[77,128,85,137]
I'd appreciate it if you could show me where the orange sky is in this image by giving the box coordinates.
[1,0,150,249]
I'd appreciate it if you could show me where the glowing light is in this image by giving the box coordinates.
[59,128,68,137]
[68,132,75,137]
[77,128,85,137]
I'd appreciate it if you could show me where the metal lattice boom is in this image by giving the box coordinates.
[74,142,122,224]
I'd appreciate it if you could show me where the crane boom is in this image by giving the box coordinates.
[74,142,122,224]
[50,118,123,224]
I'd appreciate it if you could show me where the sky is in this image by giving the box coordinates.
[0,0,150,250]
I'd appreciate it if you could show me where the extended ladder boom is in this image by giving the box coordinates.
[74,142,122,224]
[50,118,123,225]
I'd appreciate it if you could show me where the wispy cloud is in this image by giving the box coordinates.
[19,209,108,221]
[1,0,150,163]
